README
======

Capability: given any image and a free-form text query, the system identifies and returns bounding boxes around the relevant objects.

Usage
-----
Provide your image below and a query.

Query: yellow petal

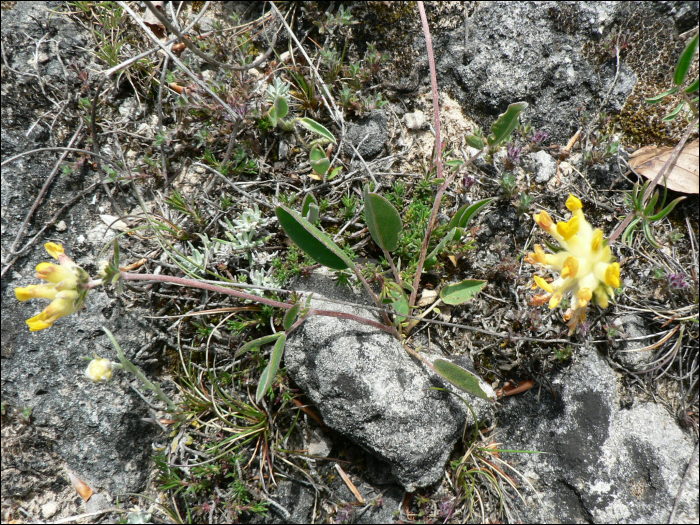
[594,287,610,308]
[561,256,579,279]
[605,262,621,288]
[577,287,592,308]
[35,262,76,284]
[566,194,583,211]
[44,242,65,260]
[556,216,580,240]
[534,211,554,231]
[549,292,563,309]
[15,284,58,301]
[591,229,604,252]
[534,275,554,293]
[26,313,54,331]
[25,297,78,331]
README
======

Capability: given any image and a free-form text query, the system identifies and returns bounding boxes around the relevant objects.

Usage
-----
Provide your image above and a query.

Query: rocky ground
[2,1,698,523]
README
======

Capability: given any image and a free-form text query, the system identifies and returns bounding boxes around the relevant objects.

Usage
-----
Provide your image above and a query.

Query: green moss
[582,7,695,147]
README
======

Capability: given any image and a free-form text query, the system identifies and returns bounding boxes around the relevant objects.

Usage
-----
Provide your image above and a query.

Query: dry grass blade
[629,138,699,194]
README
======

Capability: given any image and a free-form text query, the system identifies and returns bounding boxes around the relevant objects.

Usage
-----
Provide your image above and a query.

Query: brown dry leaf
[68,472,94,502]
[629,138,699,194]
[143,1,166,39]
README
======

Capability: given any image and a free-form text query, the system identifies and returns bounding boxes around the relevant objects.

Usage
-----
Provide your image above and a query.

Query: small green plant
[500,172,518,197]
[515,191,534,215]
[621,179,685,249]
[265,76,336,178]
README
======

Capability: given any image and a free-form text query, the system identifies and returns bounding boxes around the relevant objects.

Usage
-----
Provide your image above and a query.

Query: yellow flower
[85,357,114,383]
[15,243,89,331]
[527,195,621,334]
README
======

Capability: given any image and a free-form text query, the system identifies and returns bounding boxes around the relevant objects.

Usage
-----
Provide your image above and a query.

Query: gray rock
[429,2,637,145]
[531,149,558,184]
[613,314,656,369]
[344,110,388,159]
[498,346,699,523]
[285,270,493,492]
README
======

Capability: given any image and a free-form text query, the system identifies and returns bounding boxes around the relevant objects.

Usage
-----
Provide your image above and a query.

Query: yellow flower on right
[526,194,621,334]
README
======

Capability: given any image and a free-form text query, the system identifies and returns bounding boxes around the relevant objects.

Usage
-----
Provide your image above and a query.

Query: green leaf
[306,204,319,223]
[283,304,301,331]
[674,33,698,86]
[301,193,318,218]
[274,95,288,119]
[310,145,330,176]
[647,196,686,221]
[234,332,285,359]
[256,333,287,403]
[327,166,342,181]
[385,281,408,324]
[433,359,494,400]
[269,107,277,128]
[684,76,699,93]
[440,279,487,305]
[447,198,495,230]
[445,159,464,171]
[487,102,528,149]
[662,101,686,121]
[276,205,353,270]
[646,86,679,104]
[425,227,462,264]
[297,117,336,144]
[363,185,403,252]
[466,135,485,150]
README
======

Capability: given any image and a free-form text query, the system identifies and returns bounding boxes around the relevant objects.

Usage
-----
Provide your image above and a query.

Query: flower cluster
[526,195,621,334]
[15,243,89,331]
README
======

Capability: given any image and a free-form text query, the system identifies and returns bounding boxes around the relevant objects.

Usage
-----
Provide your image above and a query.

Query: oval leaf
[363,185,403,252]
[433,359,494,400]
[440,279,487,305]
[274,95,289,120]
[276,206,353,270]
[466,135,485,150]
[256,333,287,403]
[310,145,330,176]
[283,303,301,331]
[298,117,336,144]
[301,193,318,218]
[487,102,528,149]
[674,33,698,86]
[311,157,330,176]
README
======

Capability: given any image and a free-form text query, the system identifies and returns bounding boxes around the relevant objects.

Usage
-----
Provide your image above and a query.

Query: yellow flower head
[527,195,621,334]
[15,243,89,331]
[85,357,114,383]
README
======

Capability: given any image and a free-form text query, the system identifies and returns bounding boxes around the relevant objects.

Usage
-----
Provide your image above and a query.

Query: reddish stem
[120,272,397,335]
[410,2,445,312]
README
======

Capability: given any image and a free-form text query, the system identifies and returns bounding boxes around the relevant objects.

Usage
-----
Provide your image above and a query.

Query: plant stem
[120,272,397,335]
[410,2,445,313]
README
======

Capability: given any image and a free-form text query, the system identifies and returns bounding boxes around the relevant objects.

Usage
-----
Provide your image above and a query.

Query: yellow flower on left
[15,243,89,331]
